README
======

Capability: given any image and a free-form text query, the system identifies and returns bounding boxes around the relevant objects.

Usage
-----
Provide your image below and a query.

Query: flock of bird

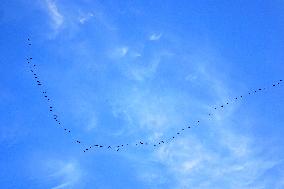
[26,38,283,153]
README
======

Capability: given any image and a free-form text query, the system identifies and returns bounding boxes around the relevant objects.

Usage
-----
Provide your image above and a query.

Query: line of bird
[26,38,283,153]
[26,38,84,148]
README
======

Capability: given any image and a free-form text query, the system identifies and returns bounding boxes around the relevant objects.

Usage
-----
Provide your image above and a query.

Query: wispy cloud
[79,12,94,24]
[149,33,162,41]
[110,46,129,58]
[45,0,64,30]
[51,182,71,189]
[125,48,279,189]
[47,160,82,189]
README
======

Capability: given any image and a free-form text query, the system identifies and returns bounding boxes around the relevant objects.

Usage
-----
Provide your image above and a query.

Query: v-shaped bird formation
[25,38,283,153]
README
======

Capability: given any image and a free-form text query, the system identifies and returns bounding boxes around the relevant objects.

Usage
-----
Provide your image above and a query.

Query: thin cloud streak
[149,33,162,41]
[45,0,64,30]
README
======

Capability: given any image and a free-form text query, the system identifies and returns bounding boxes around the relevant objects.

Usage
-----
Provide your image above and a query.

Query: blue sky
[1,0,284,188]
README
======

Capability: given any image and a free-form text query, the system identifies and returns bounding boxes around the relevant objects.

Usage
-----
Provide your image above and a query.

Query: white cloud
[45,0,64,30]
[118,48,281,188]
[79,12,94,24]
[123,51,173,82]
[128,56,160,81]
[51,182,71,189]
[111,46,129,58]
[149,33,162,41]
[47,160,82,189]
